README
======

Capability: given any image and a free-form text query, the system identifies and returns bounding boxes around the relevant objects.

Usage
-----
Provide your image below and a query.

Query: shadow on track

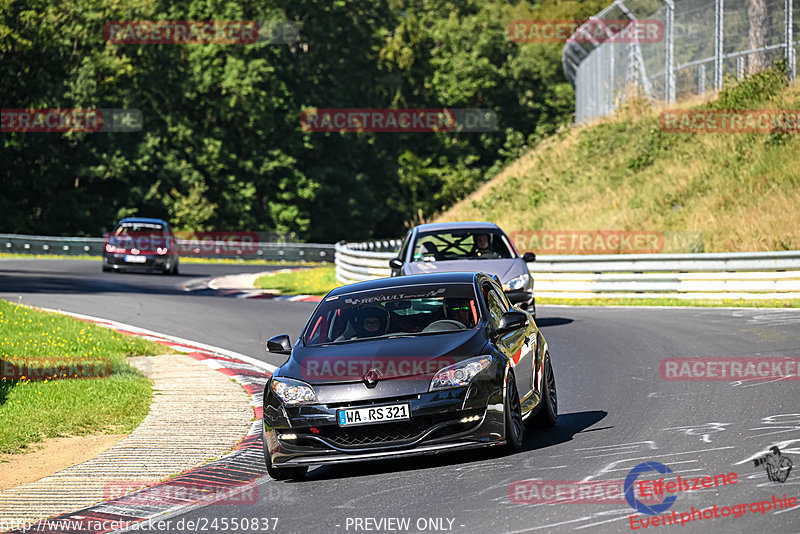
[0,263,296,297]
[0,272,190,296]
[296,410,606,483]
[535,316,573,328]
[521,409,607,452]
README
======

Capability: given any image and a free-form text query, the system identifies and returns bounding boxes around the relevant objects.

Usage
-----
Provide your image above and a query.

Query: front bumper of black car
[505,289,534,310]
[263,382,506,468]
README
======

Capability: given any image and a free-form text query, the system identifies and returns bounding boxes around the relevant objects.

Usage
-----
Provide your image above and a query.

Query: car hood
[403,258,526,282]
[280,328,488,387]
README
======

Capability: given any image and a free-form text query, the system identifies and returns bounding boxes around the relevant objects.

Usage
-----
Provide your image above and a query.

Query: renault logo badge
[364,368,382,388]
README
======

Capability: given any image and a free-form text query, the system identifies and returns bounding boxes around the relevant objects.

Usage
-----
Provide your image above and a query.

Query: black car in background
[261,272,557,480]
[389,222,536,316]
[102,217,179,274]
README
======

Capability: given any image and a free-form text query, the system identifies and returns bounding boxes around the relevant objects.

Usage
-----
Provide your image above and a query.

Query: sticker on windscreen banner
[343,288,446,306]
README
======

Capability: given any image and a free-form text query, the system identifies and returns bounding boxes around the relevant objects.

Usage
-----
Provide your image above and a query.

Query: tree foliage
[0,0,599,240]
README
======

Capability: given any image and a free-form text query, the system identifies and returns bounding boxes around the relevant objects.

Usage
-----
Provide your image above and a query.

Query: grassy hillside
[437,69,800,253]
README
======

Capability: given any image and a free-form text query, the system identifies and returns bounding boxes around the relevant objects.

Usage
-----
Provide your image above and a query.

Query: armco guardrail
[336,241,800,300]
[0,233,334,262]
[335,241,401,283]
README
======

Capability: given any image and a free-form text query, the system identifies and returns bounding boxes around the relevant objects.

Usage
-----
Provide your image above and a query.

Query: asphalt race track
[1,258,799,534]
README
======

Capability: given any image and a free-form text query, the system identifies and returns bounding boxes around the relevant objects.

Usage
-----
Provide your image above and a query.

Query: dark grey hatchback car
[261,272,557,480]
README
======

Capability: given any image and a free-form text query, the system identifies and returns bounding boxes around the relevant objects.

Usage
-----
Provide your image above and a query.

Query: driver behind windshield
[355,306,389,337]
[471,233,498,258]
[445,299,474,328]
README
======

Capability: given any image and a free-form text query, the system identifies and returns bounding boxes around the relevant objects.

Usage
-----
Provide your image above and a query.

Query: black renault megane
[261,272,557,480]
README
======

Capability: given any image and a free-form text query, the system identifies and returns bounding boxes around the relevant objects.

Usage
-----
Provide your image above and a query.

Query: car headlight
[156,247,168,255]
[270,377,318,405]
[429,356,492,391]
[503,273,530,292]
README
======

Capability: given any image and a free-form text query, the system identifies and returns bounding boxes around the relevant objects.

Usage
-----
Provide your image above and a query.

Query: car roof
[327,272,487,297]
[118,217,169,226]
[413,221,501,232]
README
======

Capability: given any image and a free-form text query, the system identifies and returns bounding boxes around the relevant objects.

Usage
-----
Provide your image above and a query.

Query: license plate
[337,403,410,427]
[124,255,147,263]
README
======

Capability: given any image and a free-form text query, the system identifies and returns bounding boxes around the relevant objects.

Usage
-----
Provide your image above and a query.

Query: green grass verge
[0,300,168,454]
[0,374,152,455]
[0,252,326,266]
[538,297,800,308]
[0,300,164,368]
[254,266,340,296]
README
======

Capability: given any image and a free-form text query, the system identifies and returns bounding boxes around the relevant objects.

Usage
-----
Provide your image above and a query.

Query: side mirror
[389,258,403,270]
[266,334,292,355]
[494,311,529,337]
[522,252,536,262]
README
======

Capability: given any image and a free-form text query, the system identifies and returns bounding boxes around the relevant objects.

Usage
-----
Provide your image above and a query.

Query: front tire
[504,372,525,452]
[532,354,557,427]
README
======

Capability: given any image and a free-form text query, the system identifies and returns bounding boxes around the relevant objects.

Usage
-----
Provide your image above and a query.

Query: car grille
[316,418,428,448]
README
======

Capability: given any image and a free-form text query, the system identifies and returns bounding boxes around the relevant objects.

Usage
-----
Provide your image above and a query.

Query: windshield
[411,230,513,262]
[113,222,165,235]
[305,283,480,346]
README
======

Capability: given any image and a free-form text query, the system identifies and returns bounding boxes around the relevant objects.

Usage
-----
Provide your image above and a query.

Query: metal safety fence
[562,0,799,123]
[0,233,334,262]
[336,241,800,300]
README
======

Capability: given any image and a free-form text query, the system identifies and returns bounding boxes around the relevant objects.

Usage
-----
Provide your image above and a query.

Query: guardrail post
[714,0,724,91]
[786,0,796,81]
[617,1,653,98]
[664,0,675,103]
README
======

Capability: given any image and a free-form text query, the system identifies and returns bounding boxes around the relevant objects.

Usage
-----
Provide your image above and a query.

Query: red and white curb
[1,309,275,534]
